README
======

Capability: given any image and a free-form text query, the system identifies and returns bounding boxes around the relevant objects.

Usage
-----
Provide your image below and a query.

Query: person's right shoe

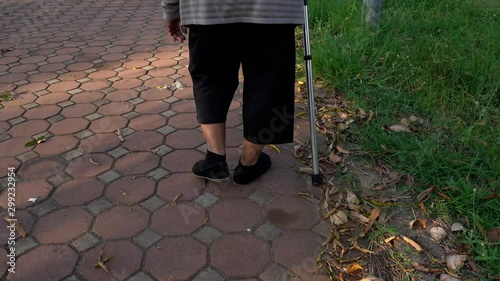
[233,152,272,186]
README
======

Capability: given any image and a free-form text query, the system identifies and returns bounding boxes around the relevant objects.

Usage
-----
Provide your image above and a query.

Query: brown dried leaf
[451,223,465,232]
[346,263,363,275]
[412,262,430,272]
[360,277,384,281]
[299,167,313,175]
[350,211,370,224]
[358,108,367,119]
[418,202,429,215]
[118,189,128,196]
[446,255,466,272]
[332,210,348,225]
[94,247,114,273]
[329,152,342,163]
[417,186,434,203]
[401,118,410,126]
[486,226,500,242]
[429,226,447,242]
[409,115,419,123]
[409,219,427,230]
[90,158,100,166]
[336,145,350,154]
[384,236,397,245]
[346,191,358,205]
[401,235,423,252]
[172,194,182,206]
[15,221,27,238]
[388,124,411,133]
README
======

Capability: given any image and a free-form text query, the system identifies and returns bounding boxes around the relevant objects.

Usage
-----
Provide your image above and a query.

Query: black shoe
[192,160,230,182]
[233,152,272,186]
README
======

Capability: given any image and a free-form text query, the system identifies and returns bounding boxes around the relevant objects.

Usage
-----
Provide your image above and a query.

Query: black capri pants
[188,23,296,145]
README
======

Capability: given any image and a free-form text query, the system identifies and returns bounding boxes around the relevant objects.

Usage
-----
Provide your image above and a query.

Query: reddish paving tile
[36,92,71,105]
[166,130,204,149]
[105,89,139,101]
[16,82,49,94]
[0,157,20,175]
[122,131,164,151]
[52,178,105,206]
[97,101,133,115]
[93,206,149,239]
[0,121,9,134]
[8,245,78,281]
[119,68,146,78]
[135,100,170,114]
[1,93,37,107]
[210,199,263,232]
[89,116,128,133]
[66,62,93,72]
[0,107,25,121]
[57,71,88,81]
[80,79,112,91]
[23,105,61,119]
[129,114,166,131]
[140,88,173,101]
[48,81,80,92]
[28,72,58,83]
[0,179,52,209]
[8,119,49,138]
[49,118,89,135]
[34,135,79,155]
[171,99,196,113]
[32,207,92,243]
[274,231,324,274]
[106,176,155,204]
[114,152,159,175]
[151,203,205,236]
[112,78,143,90]
[265,197,320,230]
[0,209,35,244]
[226,110,243,127]
[167,112,199,129]
[88,70,117,80]
[0,137,32,157]
[60,103,97,118]
[66,153,113,178]
[0,73,28,83]
[162,150,204,173]
[211,234,271,278]
[79,133,121,153]
[261,168,310,195]
[146,238,207,281]
[71,91,105,103]
[144,76,174,88]
[17,156,67,180]
[78,241,143,281]
[157,173,204,201]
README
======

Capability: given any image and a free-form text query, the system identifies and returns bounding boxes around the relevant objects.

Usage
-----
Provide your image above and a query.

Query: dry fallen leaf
[267,144,281,154]
[90,158,100,166]
[118,189,128,196]
[346,191,358,205]
[329,152,342,163]
[429,226,447,242]
[298,167,313,175]
[440,273,461,281]
[417,186,434,203]
[360,277,384,281]
[94,247,114,273]
[346,263,363,275]
[116,129,125,142]
[446,255,466,272]
[400,118,410,126]
[28,198,38,203]
[409,219,427,230]
[409,115,419,123]
[388,124,411,133]
[451,223,465,232]
[172,194,182,206]
[336,145,350,154]
[401,235,423,252]
[2,217,27,237]
[332,210,348,225]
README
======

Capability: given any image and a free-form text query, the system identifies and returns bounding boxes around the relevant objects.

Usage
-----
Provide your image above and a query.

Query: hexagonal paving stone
[17,155,67,180]
[7,245,77,281]
[52,178,105,206]
[129,114,167,131]
[32,207,92,243]
[79,133,121,153]
[0,157,20,177]
[93,206,149,239]
[0,137,32,157]
[166,130,205,149]
[78,240,142,281]
[89,116,128,133]
[106,176,155,204]
[274,231,324,275]
[8,119,50,138]
[168,113,199,129]
[261,168,310,195]
[112,78,143,90]
[23,105,61,119]
[49,118,89,135]
[265,196,320,230]
[207,179,259,199]
[88,70,116,80]
[36,92,71,105]
[114,152,159,175]
[211,234,271,278]
[210,199,263,232]
[71,91,105,103]
[170,99,196,113]
[162,150,204,173]
[80,79,112,91]
[48,81,79,92]
[122,131,164,151]
[135,100,170,114]
[97,101,133,115]
[34,135,79,155]
[0,107,25,121]
[0,210,35,244]
[146,237,207,281]
[66,153,113,178]
[140,88,172,101]
[60,103,97,118]
[157,173,204,201]
[151,203,205,236]
[105,89,139,101]
[119,68,146,78]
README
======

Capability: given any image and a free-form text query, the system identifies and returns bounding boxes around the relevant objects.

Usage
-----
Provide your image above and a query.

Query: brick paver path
[0,1,330,280]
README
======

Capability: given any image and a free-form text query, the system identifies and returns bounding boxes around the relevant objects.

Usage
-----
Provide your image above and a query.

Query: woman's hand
[166,18,188,42]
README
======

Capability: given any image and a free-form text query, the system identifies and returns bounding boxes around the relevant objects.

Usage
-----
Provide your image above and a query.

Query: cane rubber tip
[311,174,322,186]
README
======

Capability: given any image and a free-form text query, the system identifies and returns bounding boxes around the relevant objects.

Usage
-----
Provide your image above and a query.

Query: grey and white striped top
[161,0,304,25]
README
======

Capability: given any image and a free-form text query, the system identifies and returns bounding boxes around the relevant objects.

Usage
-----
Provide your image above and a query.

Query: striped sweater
[161,0,304,25]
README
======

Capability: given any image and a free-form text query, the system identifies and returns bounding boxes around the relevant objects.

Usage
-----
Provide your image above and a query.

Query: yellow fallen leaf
[346,263,363,275]
[401,235,423,252]
[409,219,427,230]
[267,144,280,154]
[332,210,348,225]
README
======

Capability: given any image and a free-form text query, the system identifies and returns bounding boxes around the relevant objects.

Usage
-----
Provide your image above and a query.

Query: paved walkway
[0,1,330,280]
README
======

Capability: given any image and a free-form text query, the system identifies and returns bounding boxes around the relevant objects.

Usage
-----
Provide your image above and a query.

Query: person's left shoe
[192,150,230,182]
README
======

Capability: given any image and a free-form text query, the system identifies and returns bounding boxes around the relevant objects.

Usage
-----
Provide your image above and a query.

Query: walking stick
[303,0,322,186]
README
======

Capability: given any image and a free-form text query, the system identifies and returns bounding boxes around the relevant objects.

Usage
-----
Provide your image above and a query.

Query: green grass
[306,0,499,277]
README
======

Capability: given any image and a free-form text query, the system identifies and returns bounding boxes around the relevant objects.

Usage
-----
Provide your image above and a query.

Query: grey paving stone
[84,112,103,121]
[160,110,177,118]
[248,190,274,206]
[63,275,81,281]
[164,96,180,104]
[71,232,100,252]
[93,99,111,107]
[133,229,162,249]
[155,125,175,136]
[196,144,207,154]
[47,172,72,187]
[8,116,26,126]
[193,226,222,245]
[101,87,117,94]
[46,79,60,84]
[169,73,183,80]
[57,100,75,108]
[192,268,224,281]
[75,130,94,140]
[62,149,85,161]
[107,77,122,82]
[122,111,140,120]
[0,133,12,142]
[141,196,165,212]
[194,192,219,208]
[30,199,58,217]
[97,170,121,184]
[34,90,51,96]
[260,263,292,281]
[128,97,145,105]
[134,85,149,92]
[22,102,40,110]
[15,236,39,256]
[16,151,39,163]
[146,168,170,181]
[128,272,155,281]
[120,127,135,137]
[138,75,152,81]
[255,222,283,241]
[86,197,113,215]
[107,147,129,159]
[68,88,84,95]
[47,114,65,124]
[152,145,173,156]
